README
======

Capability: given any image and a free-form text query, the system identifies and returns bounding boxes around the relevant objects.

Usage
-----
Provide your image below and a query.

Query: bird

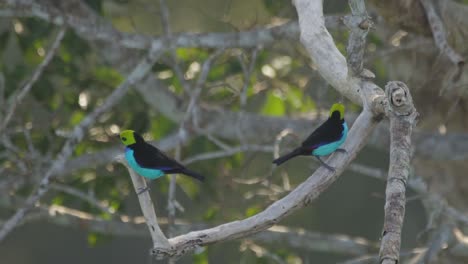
[272,103,348,171]
[119,130,205,194]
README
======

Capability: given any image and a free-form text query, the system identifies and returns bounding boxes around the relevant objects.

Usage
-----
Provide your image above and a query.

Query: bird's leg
[137,178,151,195]
[315,156,336,172]
[335,148,348,154]
[137,186,150,195]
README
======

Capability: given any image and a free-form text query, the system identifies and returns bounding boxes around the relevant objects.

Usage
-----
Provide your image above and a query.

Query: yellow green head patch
[120,130,136,146]
[330,103,345,120]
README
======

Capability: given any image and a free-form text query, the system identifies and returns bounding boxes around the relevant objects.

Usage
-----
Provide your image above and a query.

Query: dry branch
[420,0,464,68]
[344,0,371,75]
[293,0,385,111]
[119,158,171,250]
[0,1,348,51]
[153,110,379,259]
[379,81,418,264]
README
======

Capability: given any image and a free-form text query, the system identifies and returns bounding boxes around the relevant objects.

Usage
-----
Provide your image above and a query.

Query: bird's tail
[181,168,205,182]
[273,148,303,166]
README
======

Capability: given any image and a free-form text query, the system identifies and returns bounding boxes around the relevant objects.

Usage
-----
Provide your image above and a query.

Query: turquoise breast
[125,148,165,180]
[312,122,348,156]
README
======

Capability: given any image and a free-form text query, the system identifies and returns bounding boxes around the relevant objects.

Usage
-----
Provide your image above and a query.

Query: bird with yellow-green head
[273,103,348,171]
[119,130,205,194]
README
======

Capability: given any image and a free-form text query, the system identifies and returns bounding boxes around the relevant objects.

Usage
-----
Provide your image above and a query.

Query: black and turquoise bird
[272,103,348,171]
[119,130,205,193]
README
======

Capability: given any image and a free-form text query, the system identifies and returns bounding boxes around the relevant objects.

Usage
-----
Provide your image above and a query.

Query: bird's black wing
[133,143,184,172]
[301,118,343,150]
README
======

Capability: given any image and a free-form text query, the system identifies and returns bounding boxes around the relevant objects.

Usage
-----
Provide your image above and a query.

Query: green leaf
[177,175,200,199]
[87,233,100,247]
[285,86,302,110]
[176,48,208,61]
[261,92,285,116]
[245,205,262,217]
[192,248,208,264]
[203,206,219,221]
[149,115,175,140]
[93,66,123,87]
[51,195,64,205]
[70,111,85,126]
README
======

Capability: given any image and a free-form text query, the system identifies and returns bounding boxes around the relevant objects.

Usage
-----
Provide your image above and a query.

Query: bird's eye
[122,137,127,141]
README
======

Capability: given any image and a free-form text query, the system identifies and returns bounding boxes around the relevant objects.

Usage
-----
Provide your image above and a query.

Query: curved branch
[293,0,385,109]
[153,109,378,258]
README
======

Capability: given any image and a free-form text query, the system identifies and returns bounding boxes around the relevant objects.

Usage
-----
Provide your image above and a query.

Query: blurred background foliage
[1,0,467,263]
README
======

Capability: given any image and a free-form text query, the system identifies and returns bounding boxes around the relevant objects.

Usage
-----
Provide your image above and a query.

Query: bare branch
[242,241,286,264]
[118,157,171,250]
[0,27,66,133]
[420,0,464,68]
[152,110,379,259]
[379,81,418,264]
[186,49,224,120]
[0,73,5,116]
[293,0,385,111]
[182,145,273,165]
[449,228,468,259]
[410,224,453,264]
[0,2,346,51]
[344,0,371,75]
[339,248,426,264]
[50,183,115,215]
[167,148,179,240]
[253,225,378,256]
[239,49,259,107]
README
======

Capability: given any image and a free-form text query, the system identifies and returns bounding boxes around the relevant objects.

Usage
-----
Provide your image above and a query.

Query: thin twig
[0,73,5,116]
[339,248,426,264]
[50,183,115,215]
[182,145,273,165]
[242,241,287,264]
[411,223,453,264]
[203,133,232,151]
[167,144,180,239]
[239,49,259,107]
[183,49,224,122]
[157,1,181,250]
[158,0,191,95]
[0,27,66,133]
